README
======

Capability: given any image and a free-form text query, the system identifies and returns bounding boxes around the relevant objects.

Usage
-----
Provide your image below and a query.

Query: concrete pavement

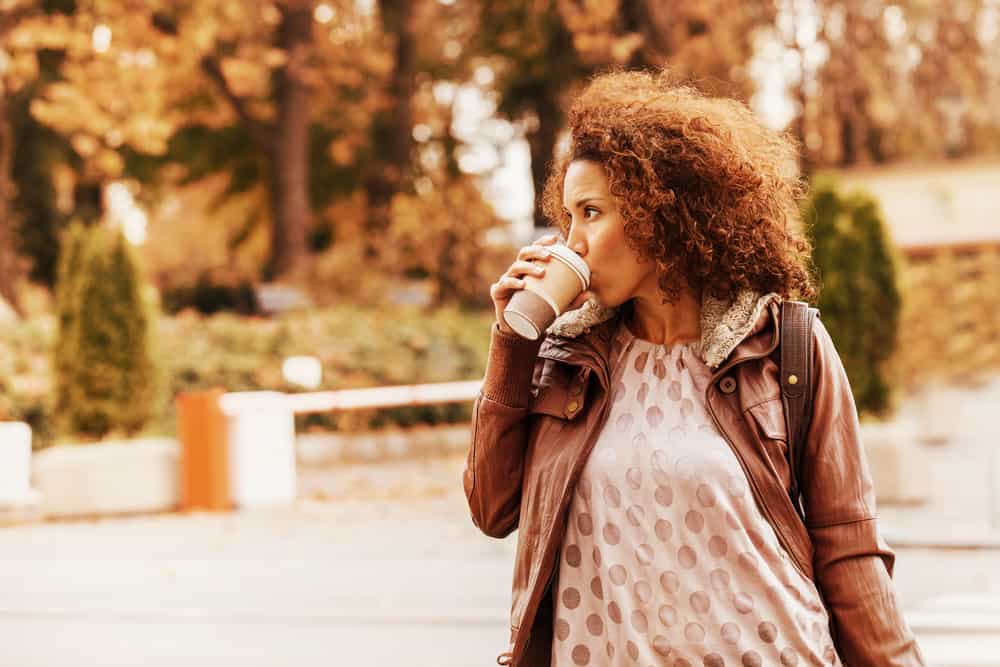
[0,484,998,666]
[2,375,1000,666]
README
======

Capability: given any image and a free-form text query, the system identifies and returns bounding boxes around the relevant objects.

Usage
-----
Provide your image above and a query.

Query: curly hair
[541,68,818,305]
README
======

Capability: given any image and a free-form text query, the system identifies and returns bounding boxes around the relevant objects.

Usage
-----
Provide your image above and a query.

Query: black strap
[780,300,819,523]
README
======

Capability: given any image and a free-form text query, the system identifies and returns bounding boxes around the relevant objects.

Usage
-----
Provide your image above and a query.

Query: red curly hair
[541,68,817,304]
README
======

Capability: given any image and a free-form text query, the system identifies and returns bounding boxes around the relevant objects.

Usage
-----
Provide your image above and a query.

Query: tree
[803,177,902,418]
[361,0,416,258]
[473,1,778,228]
[28,1,388,280]
[52,221,86,420]
[54,224,158,438]
[775,0,1000,168]
[0,0,53,314]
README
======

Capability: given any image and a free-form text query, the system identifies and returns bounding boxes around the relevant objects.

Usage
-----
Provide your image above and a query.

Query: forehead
[563,160,610,202]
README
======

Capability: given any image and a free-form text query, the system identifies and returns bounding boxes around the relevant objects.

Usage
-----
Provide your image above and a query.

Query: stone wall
[891,239,1000,390]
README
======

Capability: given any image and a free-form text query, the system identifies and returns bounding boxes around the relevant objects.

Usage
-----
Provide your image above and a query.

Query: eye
[562,206,600,222]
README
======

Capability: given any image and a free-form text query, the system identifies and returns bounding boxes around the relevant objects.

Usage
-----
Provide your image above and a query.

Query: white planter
[32,438,179,518]
[219,391,297,508]
[911,383,965,445]
[0,422,34,506]
[860,417,930,505]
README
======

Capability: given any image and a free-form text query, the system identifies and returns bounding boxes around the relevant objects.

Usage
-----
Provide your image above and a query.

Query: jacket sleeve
[799,318,926,666]
[463,322,545,539]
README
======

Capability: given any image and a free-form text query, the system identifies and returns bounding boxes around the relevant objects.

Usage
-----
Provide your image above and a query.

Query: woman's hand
[490,233,592,336]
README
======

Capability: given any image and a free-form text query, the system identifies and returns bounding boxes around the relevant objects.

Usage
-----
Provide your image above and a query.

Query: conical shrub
[53,225,158,438]
[803,176,902,418]
[52,221,88,419]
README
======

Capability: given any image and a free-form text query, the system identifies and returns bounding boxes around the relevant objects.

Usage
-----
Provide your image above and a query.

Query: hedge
[0,304,496,448]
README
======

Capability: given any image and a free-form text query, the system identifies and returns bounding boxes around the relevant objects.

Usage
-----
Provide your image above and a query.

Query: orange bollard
[176,389,233,512]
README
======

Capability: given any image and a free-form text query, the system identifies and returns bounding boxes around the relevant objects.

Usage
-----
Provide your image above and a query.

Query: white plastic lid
[546,244,591,288]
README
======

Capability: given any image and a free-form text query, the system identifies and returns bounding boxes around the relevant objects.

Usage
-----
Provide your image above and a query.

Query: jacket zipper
[513,359,611,667]
[705,351,812,584]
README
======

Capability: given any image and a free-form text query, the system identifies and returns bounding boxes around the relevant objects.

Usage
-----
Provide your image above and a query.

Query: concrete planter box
[32,438,179,518]
[860,417,930,505]
[911,383,966,445]
[0,422,41,524]
[0,422,34,504]
[296,423,472,466]
[219,391,298,508]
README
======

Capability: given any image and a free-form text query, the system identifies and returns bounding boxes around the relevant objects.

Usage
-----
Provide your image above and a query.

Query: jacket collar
[543,289,781,370]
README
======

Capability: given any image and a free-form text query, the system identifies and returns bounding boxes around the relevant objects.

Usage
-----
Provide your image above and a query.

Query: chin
[594,292,625,309]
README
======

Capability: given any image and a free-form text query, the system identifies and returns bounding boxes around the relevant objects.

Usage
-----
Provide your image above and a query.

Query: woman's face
[562,159,654,308]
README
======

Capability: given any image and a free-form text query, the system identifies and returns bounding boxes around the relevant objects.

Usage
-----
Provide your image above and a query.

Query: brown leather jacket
[463,291,925,666]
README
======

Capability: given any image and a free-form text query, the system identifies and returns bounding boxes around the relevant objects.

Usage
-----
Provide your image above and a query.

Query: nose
[566,225,588,257]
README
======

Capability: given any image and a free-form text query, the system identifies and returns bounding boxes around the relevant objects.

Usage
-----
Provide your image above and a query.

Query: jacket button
[566,400,580,414]
[787,374,799,385]
[719,376,737,394]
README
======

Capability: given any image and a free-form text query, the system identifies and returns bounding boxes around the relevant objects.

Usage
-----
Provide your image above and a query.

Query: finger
[517,244,553,262]
[491,276,526,297]
[531,233,561,246]
[506,259,546,279]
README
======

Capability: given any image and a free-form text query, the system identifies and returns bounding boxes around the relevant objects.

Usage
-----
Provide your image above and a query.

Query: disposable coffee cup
[502,244,591,340]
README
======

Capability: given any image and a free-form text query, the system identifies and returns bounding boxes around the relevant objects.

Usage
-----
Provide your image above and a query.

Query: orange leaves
[220,57,271,99]
[556,0,642,65]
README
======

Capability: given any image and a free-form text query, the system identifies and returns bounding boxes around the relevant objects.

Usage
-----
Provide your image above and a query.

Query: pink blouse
[551,321,841,667]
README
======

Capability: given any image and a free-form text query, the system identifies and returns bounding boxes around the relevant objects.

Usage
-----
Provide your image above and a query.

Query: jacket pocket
[746,398,792,489]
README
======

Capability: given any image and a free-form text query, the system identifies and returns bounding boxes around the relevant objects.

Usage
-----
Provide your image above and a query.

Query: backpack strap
[780,299,819,523]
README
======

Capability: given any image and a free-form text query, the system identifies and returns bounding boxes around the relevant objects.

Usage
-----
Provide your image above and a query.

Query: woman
[464,69,924,666]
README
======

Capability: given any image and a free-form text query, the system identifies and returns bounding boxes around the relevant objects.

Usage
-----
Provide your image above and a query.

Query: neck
[624,285,701,346]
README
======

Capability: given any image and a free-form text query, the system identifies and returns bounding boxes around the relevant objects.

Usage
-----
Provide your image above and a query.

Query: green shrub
[53,225,159,438]
[803,176,902,418]
[0,316,56,448]
[154,305,495,435]
[6,303,495,445]
[52,222,87,420]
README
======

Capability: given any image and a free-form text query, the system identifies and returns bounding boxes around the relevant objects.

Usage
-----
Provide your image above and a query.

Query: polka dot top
[551,320,841,667]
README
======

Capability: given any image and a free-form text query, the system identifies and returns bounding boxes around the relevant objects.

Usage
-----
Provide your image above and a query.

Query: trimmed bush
[7,303,495,446]
[53,225,159,438]
[802,176,903,418]
[52,222,87,419]
[154,305,495,435]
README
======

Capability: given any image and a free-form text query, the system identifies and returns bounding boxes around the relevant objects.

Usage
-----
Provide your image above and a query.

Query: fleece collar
[544,289,781,369]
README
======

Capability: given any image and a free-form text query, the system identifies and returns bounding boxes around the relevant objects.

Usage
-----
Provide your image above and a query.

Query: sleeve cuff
[480,322,545,408]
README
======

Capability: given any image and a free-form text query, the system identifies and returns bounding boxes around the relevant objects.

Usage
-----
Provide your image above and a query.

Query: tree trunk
[266,2,313,280]
[364,0,416,259]
[528,85,561,231]
[793,77,813,179]
[0,98,23,316]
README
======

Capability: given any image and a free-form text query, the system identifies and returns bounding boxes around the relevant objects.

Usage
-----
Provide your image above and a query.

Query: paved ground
[2,376,999,666]
[0,492,516,667]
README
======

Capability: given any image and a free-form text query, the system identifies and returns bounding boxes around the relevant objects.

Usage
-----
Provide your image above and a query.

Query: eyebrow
[562,197,602,210]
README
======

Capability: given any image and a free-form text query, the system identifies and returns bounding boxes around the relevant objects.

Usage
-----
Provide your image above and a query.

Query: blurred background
[0,0,997,665]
